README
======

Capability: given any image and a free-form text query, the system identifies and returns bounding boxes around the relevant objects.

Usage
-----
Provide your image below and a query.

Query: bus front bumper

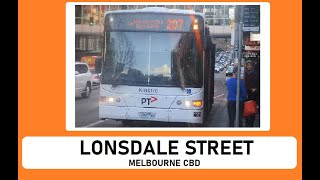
[99,106,203,124]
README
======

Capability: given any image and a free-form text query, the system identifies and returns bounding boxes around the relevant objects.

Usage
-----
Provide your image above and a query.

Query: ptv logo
[141,96,158,105]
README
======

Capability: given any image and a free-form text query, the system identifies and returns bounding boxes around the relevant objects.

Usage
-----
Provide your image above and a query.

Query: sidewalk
[207,99,229,127]
[207,98,260,127]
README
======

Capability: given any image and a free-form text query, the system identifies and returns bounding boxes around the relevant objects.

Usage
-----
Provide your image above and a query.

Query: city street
[73,4,261,129]
[75,85,101,127]
[75,70,232,128]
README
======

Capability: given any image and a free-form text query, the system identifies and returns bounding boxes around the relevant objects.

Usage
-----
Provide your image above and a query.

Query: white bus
[98,7,216,126]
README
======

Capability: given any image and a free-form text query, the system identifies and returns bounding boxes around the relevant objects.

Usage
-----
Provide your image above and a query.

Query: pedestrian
[244,60,259,127]
[225,66,247,127]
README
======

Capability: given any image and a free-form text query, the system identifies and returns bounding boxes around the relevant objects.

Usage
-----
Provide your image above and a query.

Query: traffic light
[89,17,93,26]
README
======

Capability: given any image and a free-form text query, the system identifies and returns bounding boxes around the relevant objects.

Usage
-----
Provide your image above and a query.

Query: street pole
[234,5,244,127]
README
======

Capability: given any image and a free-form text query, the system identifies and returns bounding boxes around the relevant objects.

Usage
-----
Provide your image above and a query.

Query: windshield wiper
[111,75,131,88]
[178,81,185,91]
[171,71,185,90]
[111,79,120,88]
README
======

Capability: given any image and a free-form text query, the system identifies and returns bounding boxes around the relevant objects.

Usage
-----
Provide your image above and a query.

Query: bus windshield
[101,31,203,88]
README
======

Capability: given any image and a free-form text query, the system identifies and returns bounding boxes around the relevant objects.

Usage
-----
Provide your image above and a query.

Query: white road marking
[214,93,224,98]
[84,120,105,127]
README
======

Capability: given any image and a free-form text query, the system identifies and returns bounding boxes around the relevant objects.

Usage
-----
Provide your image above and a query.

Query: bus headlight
[184,100,202,107]
[100,96,120,104]
[185,100,191,107]
[108,97,114,103]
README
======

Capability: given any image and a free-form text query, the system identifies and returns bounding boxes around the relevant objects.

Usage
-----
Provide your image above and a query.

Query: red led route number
[166,18,184,30]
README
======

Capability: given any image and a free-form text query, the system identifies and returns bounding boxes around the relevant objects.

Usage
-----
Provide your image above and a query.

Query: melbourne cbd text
[80,139,254,166]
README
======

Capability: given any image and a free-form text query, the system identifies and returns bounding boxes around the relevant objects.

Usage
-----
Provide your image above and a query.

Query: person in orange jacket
[244,60,259,127]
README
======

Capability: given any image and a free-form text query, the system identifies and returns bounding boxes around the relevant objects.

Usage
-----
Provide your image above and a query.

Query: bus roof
[104,7,205,19]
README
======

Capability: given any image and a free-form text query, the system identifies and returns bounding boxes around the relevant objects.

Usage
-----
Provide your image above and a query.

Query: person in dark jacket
[226,66,247,127]
[244,60,259,127]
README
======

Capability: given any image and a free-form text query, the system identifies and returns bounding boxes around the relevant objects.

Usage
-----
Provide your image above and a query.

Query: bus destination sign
[105,13,203,32]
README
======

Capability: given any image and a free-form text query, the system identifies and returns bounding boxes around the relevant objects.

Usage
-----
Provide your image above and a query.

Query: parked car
[75,62,93,98]
[219,64,224,71]
[92,72,101,86]
[214,66,220,73]
[226,65,234,76]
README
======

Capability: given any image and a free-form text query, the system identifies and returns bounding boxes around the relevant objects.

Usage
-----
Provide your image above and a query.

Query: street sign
[243,5,260,32]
